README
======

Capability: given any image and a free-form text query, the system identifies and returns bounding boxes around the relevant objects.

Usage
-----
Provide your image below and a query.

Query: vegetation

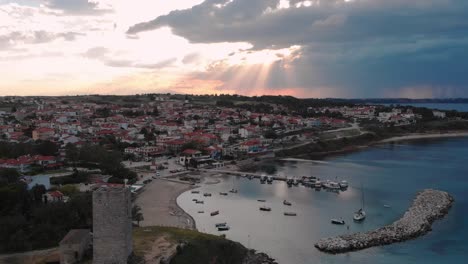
[0,168,92,253]
[133,226,248,264]
[132,205,144,226]
[0,140,58,158]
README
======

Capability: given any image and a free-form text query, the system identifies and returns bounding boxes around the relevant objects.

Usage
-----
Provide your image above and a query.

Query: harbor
[315,189,454,253]
[176,137,468,264]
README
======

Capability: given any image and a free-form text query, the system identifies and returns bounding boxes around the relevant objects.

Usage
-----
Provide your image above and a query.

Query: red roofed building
[32,127,55,141]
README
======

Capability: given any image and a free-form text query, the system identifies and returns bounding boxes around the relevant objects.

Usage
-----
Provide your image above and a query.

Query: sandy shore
[135,178,197,229]
[378,132,468,143]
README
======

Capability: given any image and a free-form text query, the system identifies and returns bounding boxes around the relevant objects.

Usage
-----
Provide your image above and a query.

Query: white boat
[339,180,349,188]
[353,208,366,221]
[283,200,292,206]
[314,180,322,188]
[353,184,366,222]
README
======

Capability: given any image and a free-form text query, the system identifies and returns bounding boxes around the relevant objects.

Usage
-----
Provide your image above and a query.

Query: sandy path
[135,178,196,229]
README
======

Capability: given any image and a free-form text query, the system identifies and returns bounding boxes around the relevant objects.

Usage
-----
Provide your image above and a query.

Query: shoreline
[314,189,454,254]
[135,178,198,230]
[377,131,468,143]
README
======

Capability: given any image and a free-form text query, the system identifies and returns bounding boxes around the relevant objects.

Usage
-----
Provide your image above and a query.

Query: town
[0,94,466,263]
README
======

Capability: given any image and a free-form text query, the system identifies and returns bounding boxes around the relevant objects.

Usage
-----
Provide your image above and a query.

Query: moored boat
[229,189,238,193]
[197,211,204,213]
[219,192,228,196]
[210,210,219,216]
[196,200,204,204]
[284,212,297,216]
[353,208,366,221]
[204,193,212,197]
[259,206,271,211]
[192,198,198,202]
[217,225,230,231]
[331,218,345,225]
[339,180,349,189]
[257,199,266,202]
[283,200,292,206]
[215,222,227,227]
[191,190,200,194]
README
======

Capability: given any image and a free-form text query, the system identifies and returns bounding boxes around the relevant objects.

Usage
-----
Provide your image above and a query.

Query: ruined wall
[93,187,133,264]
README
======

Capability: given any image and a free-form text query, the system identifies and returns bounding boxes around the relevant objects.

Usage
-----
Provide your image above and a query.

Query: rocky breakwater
[315,189,454,254]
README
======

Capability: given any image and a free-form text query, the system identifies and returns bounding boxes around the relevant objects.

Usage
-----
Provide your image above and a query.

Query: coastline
[377,132,468,143]
[135,178,197,230]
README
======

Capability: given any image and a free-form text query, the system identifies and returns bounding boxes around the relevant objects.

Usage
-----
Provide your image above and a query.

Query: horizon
[1,0,468,98]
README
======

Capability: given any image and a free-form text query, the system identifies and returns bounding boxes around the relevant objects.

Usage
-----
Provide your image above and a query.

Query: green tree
[132,205,144,226]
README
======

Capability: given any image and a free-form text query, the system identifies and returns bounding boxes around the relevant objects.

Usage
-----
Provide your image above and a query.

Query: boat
[292,178,299,186]
[191,190,200,194]
[257,199,266,202]
[353,184,366,222]
[192,198,198,202]
[324,181,340,190]
[284,212,297,216]
[197,211,204,213]
[314,180,322,188]
[229,189,238,193]
[204,193,212,197]
[339,180,349,189]
[196,200,204,204]
[260,178,266,184]
[384,204,391,208]
[215,222,227,227]
[248,175,254,180]
[259,206,271,211]
[217,225,230,231]
[266,176,273,184]
[331,219,345,225]
[353,208,366,221]
[210,210,219,216]
[219,192,228,196]
[283,200,292,206]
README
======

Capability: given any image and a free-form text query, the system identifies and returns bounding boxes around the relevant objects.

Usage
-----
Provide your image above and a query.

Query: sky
[1,0,468,98]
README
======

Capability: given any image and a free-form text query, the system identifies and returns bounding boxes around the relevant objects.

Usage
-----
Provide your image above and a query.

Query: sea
[178,137,468,264]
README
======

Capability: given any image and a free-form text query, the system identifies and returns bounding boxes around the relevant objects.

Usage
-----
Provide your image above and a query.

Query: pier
[314,189,454,254]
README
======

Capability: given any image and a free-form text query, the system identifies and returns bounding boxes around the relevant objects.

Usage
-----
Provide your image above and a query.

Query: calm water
[178,137,468,264]
[379,103,468,112]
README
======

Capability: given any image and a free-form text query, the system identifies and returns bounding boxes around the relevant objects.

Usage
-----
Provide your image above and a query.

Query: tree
[132,205,144,226]
[65,143,79,167]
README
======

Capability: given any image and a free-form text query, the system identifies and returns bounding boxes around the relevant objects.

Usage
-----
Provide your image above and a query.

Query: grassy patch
[133,226,248,264]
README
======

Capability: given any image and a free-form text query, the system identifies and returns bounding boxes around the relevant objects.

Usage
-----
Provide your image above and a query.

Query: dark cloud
[44,0,112,15]
[128,0,468,97]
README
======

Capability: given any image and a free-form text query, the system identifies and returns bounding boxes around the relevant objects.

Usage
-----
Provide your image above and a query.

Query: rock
[314,189,454,254]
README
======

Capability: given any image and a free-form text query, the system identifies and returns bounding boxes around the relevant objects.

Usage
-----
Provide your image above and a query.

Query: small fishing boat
[229,189,238,193]
[204,193,212,197]
[284,212,297,216]
[267,176,273,184]
[331,219,345,225]
[353,209,366,221]
[191,190,200,194]
[283,200,292,206]
[259,206,271,211]
[217,225,230,231]
[210,210,219,216]
[314,181,322,188]
[196,200,204,204]
[197,211,204,213]
[219,192,228,196]
[192,198,198,202]
[257,199,266,202]
[215,222,227,227]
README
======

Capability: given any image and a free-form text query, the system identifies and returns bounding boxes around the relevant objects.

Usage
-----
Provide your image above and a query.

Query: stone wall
[93,187,133,264]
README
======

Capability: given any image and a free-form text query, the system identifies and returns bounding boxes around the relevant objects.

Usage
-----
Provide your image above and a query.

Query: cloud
[0,30,83,50]
[43,0,112,15]
[127,0,468,97]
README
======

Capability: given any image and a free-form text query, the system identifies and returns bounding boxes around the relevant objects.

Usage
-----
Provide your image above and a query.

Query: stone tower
[92,186,133,264]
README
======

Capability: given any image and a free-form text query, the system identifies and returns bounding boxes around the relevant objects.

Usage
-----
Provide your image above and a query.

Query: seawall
[314,189,454,254]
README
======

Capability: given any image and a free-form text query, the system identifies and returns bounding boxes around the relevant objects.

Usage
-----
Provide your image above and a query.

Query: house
[433,111,446,118]
[32,127,55,141]
[178,149,202,165]
[44,190,66,202]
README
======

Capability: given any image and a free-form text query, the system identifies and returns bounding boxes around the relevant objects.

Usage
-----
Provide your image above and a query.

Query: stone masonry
[93,186,133,264]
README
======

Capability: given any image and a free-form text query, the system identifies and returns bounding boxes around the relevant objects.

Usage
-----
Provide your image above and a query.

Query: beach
[378,131,468,143]
[135,178,197,229]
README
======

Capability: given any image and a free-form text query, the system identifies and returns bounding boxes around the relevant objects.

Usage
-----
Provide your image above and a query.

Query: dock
[314,189,454,254]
